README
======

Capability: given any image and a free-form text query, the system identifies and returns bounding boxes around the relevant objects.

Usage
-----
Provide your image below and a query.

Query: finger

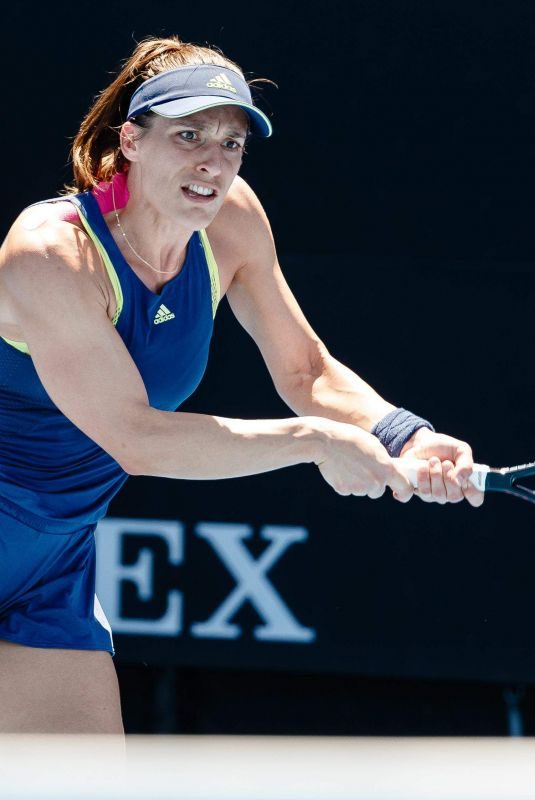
[415,462,432,502]
[388,465,415,503]
[393,490,412,503]
[463,485,485,508]
[347,483,366,497]
[429,456,447,504]
[442,460,464,503]
[366,483,386,500]
[451,443,474,484]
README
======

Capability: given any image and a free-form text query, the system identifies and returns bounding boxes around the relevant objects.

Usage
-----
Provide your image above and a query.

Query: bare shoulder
[0,202,109,328]
[214,174,269,223]
[206,176,275,273]
[1,202,103,289]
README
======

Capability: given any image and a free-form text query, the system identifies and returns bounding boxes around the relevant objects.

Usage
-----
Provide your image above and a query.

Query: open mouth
[182,183,218,202]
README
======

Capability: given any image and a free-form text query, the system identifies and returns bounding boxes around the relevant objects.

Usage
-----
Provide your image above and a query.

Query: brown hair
[68,36,247,192]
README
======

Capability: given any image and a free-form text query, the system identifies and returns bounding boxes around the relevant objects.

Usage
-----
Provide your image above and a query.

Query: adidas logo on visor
[206,73,237,93]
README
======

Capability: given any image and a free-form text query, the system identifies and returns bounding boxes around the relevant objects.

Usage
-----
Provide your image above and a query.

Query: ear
[119,122,141,162]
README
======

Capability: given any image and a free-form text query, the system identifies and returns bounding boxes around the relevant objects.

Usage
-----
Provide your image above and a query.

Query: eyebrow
[173,120,248,138]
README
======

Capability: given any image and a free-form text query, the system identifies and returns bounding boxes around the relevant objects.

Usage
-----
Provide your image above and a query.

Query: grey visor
[127,65,272,137]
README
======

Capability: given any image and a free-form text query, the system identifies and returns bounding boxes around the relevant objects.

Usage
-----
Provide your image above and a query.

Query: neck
[111,183,192,283]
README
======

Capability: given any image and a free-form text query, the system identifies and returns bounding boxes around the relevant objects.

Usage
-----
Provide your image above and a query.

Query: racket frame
[484,461,535,502]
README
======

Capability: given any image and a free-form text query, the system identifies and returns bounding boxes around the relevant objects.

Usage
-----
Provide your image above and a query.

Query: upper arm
[218,179,328,393]
[1,217,150,470]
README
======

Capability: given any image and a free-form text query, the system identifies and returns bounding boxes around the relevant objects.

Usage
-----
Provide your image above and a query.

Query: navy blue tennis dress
[0,190,220,652]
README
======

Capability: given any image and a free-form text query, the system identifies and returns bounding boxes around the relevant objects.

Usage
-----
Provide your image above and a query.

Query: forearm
[277,353,395,432]
[124,410,324,479]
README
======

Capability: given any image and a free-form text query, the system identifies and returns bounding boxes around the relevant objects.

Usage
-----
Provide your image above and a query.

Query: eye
[178,130,198,142]
[223,139,243,151]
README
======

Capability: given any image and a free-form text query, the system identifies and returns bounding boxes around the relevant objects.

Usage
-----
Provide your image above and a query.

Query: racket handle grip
[399,460,490,492]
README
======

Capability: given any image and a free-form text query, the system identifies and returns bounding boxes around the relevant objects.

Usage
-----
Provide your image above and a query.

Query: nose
[195,142,222,178]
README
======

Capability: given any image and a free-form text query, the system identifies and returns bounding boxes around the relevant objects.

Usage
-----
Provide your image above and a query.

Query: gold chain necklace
[111,180,180,275]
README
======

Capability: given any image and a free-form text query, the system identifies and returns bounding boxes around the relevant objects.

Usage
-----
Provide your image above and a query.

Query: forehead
[167,105,249,134]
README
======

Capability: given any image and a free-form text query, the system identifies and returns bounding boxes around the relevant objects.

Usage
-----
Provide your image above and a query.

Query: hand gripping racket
[401,461,535,503]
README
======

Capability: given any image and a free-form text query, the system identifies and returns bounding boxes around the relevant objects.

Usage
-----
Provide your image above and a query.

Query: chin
[183,200,222,225]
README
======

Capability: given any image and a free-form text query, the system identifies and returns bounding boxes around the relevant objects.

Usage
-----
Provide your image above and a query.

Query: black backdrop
[3,0,535,734]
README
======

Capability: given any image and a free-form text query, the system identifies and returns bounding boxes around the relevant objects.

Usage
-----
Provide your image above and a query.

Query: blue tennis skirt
[0,506,114,653]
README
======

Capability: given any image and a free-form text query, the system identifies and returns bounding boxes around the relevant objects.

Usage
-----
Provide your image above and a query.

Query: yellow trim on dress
[74,205,124,325]
[1,337,29,355]
[199,229,221,318]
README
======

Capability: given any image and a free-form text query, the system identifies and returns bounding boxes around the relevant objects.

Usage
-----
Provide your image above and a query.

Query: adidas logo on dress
[153,304,175,325]
[206,73,237,93]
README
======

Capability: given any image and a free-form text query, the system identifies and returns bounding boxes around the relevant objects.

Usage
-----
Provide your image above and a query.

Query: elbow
[119,456,146,477]
[81,403,157,476]
[113,450,145,477]
[108,433,150,477]
[115,441,152,476]
[276,361,328,411]
[105,406,158,476]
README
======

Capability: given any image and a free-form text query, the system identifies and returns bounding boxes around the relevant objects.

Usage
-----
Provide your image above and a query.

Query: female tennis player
[0,36,482,733]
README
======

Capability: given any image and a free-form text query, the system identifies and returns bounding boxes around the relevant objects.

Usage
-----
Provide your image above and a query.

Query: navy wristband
[371,407,435,458]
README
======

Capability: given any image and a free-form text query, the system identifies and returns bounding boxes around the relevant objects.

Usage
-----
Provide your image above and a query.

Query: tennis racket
[401,460,535,503]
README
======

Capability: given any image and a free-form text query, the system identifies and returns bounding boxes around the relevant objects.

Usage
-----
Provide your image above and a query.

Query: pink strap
[92,171,130,213]
[57,172,130,222]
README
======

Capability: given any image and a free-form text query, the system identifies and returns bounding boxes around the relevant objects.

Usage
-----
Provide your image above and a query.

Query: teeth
[188,184,214,196]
